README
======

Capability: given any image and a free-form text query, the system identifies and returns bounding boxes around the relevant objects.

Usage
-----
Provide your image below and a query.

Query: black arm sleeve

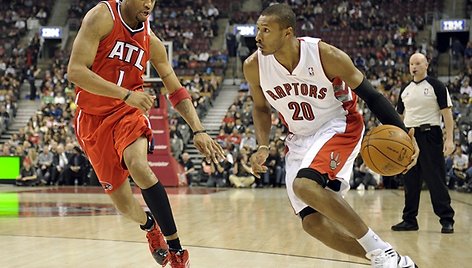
[354,77,407,132]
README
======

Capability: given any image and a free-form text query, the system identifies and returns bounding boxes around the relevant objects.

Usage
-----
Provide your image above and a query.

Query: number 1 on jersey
[117,70,125,86]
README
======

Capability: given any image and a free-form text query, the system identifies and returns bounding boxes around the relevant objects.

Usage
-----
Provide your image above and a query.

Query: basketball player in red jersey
[67,0,224,267]
[245,4,419,268]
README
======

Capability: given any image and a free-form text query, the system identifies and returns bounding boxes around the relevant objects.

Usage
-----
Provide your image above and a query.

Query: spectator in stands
[313,3,323,15]
[206,3,219,18]
[233,117,246,134]
[63,146,88,186]
[8,133,20,147]
[351,158,379,190]
[448,144,469,190]
[15,161,38,186]
[170,132,184,160]
[222,111,235,123]
[0,143,13,156]
[0,105,10,128]
[25,146,39,169]
[37,145,53,184]
[460,78,472,99]
[227,128,242,147]
[229,148,254,188]
[52,143,69,185]
[237,42,250,70]
[300,18,314,35]
[226,32,237,58]
[464,41,472,67]
[35,8,48,25]
[452,38,464,70]
[239,80,249,92]
[354,53,367,71]
[206,158,231,188]
[26,65,41,100]
[239,129,257,152]
[179,152,195,186]
[263,146,284,188]
[199,158,212,185]
[215,129,228,149]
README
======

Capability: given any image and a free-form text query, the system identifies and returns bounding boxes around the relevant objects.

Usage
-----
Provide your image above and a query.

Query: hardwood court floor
[0,185,470,268]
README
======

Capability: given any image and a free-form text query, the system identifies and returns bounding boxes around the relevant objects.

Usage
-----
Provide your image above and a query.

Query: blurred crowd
[0,0,49,136]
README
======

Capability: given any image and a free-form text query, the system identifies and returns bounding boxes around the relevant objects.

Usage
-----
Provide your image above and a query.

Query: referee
[392,52,455,234]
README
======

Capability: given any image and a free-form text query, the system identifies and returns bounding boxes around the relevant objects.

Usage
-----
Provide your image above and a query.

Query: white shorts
[284,116,364,214]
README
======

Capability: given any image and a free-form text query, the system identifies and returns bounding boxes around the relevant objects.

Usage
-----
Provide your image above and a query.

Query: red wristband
[168,87,191,107]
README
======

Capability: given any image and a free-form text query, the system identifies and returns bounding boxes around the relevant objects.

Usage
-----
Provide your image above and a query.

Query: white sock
[356,228,390,254]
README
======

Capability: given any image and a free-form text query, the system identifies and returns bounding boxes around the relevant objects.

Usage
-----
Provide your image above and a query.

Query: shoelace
[171,250,189,267]
[372,249,397,267]
[373,253,387,266]
[172,251,184,262]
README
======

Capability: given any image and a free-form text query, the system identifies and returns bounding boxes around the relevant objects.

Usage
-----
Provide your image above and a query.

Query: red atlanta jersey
[75,0,151,115]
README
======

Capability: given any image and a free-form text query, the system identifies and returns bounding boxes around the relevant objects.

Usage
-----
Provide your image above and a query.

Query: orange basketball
[360,125,414,176]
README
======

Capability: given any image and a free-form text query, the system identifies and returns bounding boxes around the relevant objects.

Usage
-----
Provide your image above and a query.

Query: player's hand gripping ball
[360,125,414,176]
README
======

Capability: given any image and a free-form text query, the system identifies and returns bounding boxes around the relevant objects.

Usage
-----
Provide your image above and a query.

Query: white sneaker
[366,243,399,268]
[366,244,417,268]
[397,255,416,268]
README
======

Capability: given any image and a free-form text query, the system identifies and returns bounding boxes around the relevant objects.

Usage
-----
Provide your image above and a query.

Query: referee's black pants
[401,126,455,226]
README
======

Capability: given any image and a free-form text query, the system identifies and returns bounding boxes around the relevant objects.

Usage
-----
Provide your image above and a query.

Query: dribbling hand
[250,148,269,178]
[193,133,226,163]
[403,128,419,174]
[124,91,156,112]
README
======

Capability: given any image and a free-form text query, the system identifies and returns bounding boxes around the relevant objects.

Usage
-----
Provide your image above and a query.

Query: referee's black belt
[408,124,440,132]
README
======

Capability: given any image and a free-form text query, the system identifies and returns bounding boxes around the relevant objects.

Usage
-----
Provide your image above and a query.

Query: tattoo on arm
[160,70,174,80]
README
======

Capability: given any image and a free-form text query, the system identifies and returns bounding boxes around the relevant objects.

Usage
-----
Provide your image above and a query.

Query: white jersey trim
[101,1,115,21]
[116,0,145,33]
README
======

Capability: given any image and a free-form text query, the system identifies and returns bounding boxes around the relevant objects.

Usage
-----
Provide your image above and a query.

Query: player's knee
[293,168,327,199]
[125,157,148,175]
[301,212,325,235]
[113,198,134,216]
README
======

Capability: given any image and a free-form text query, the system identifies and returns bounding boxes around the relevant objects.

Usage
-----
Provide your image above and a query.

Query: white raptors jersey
[258,37,358,136]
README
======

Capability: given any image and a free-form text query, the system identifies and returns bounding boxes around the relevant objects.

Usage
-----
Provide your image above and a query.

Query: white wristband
[257,145,270,151]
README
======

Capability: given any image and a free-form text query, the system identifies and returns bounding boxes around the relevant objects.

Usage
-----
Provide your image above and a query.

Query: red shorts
[74,106,152,193]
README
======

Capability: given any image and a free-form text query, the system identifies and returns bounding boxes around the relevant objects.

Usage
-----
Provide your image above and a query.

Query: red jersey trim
[308,113,364,179]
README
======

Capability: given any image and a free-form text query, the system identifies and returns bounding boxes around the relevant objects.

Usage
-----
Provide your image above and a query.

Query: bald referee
[392,52,455,234]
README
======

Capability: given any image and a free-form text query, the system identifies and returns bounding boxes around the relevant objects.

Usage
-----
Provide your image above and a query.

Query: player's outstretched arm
[319,41,406,130]
[243,52,270,176]
[319,42,419,170]
[149,32,225,162]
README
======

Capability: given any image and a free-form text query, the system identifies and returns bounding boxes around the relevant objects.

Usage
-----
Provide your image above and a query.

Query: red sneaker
[146,224,170,266]
[169,249,190,268]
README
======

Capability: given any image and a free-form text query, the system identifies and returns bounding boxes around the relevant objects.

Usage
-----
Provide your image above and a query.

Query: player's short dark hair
[261,3,296,31]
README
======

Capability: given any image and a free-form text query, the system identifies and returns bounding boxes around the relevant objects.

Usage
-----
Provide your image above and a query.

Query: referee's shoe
[441,223,454,234]
[391,221,419,231]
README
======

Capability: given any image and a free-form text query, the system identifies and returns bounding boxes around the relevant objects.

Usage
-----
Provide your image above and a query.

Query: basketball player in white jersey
[244,4,419,268]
